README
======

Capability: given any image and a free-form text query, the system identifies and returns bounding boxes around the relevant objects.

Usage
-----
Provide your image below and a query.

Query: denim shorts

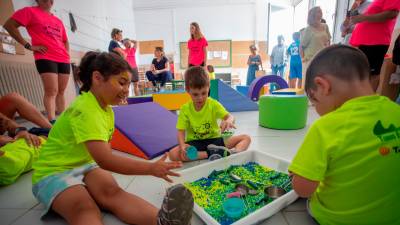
[32,163,98,216]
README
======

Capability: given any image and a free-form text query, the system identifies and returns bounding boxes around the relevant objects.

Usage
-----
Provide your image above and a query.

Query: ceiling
[132,0,299,10]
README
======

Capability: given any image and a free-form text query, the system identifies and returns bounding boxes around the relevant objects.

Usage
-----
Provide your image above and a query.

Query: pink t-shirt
[124,47,137,68]
[188,37,208,65]
[350,0,400,46]
[12,6,70,63]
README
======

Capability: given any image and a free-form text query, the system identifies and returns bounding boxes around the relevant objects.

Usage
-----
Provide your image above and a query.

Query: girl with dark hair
[188,22,208,67]
[31,51,193,225]
[4,0,71,123]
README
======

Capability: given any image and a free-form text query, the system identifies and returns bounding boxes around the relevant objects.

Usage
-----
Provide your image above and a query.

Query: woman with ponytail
[31,51,194,225]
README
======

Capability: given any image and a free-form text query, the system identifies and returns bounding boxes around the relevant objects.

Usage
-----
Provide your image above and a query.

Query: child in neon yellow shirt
[168,66,251,161]
[289,45,400,225]
[32,52,193,225]
[207,65,216,80]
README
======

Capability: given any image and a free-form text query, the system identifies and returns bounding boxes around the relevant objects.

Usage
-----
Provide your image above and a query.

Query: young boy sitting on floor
[169,66,251,161]
[289,45,400,225]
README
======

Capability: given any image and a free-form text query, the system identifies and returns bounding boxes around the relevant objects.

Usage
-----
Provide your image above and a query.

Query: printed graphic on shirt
[43,23,63,41]
[192,121,212,139]
[373,120,400,156]
[289,44,299,56]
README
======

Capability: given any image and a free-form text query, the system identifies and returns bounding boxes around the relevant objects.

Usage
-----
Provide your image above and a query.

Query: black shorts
[129,67,139,82]
[358,45,389,76]
[35,59,71,74]
[186,137,225,152]
[189,62,205,67]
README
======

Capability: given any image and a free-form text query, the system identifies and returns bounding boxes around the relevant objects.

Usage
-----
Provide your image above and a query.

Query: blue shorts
[289,63,302,79]
[32,163,98,216]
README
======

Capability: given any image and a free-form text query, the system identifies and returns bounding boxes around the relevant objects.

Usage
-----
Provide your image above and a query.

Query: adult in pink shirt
[350,0,400,90]
[123,38,139,96]
[4,0,70,123]
[188,22,208,67]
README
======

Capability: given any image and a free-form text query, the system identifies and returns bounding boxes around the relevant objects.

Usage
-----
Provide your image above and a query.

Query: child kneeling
[289,45,400,225]
[169,66,251,161]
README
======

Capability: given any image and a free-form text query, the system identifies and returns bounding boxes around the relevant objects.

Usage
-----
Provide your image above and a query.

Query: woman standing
[188,22,208,67]
[350,0,400,91]
[246,45,262,86]
[108,28,126,57]
[300,6,331,84]
[4,0,70,123]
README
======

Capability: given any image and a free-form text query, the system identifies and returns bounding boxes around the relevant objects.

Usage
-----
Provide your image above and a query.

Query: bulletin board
[138,40,164,54]
[180,40,232,69]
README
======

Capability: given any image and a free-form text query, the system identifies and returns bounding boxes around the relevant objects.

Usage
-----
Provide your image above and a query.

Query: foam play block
[236,85,249,97]
[111,102,178,159]
[210,79,219,100]
[249,75,289,101]
[272,88,304,95]
[214,79,258,112]
[259,95,308,130]
[153,90,191,110]
[127,95,153,104]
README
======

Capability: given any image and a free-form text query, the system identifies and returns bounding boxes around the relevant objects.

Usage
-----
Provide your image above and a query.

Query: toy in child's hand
[186,145,198,160]
[221,130,234,139]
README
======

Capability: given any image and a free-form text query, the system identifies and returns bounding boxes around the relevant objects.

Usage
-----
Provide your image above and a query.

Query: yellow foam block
[153,92,191,110]
[272,88,304,95]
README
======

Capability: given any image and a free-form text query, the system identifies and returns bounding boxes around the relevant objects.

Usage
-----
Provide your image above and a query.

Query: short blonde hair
[307,6,322,26]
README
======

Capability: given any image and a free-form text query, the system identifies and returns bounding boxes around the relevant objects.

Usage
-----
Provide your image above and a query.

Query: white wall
[12,0,136,52]
[135,2,269,66]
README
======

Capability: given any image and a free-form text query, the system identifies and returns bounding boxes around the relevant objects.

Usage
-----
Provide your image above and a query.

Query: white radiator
[0,61,45,111]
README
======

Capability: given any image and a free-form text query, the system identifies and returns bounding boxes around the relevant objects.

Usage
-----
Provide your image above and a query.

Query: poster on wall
[0,26,17,55]
[207,51,214,59]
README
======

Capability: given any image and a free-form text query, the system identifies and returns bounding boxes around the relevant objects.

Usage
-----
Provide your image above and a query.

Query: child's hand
[15,131,42,148]
[0,135,14,147]
[220,120,236,133]
[151,153,182,183]
[179,144,190,161]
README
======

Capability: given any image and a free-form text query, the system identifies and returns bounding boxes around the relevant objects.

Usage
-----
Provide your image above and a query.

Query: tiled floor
[0,107,320,225]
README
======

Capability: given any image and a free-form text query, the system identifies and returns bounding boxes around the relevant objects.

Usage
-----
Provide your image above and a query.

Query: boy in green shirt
[289,45,400,225]
[169,66,251,161]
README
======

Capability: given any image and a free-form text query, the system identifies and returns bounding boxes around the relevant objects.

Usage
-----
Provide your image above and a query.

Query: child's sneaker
[157,184,194,225]
[207,144,231,158]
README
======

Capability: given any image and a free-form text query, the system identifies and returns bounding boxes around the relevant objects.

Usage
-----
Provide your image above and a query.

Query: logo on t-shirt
[373,120,400,156]
[193,122,211,139]
[42,24,62,41]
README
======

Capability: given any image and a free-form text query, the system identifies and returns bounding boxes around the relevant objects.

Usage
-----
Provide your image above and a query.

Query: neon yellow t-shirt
[32,91,114,184]
[209,72,216,80]
[0,137,45,186]
[289,95,400,225]
[177,98,228,142]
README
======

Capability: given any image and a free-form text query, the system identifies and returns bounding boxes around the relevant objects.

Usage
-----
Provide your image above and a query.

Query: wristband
[24,43,31,50]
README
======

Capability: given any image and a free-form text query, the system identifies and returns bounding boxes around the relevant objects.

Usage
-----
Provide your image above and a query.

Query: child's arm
[291,173,319,198]
[220,114,236,132]
[177,130,189,160]
[86,141,182,182]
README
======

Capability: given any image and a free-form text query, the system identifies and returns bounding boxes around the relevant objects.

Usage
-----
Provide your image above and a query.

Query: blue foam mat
[217,80,258,112]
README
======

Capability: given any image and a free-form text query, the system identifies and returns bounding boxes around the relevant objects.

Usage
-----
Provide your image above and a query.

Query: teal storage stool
[259,95,308,130]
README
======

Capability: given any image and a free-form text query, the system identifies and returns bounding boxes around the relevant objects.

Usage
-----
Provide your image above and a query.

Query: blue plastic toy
[222,197,245,218]
[186,146,198,160]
